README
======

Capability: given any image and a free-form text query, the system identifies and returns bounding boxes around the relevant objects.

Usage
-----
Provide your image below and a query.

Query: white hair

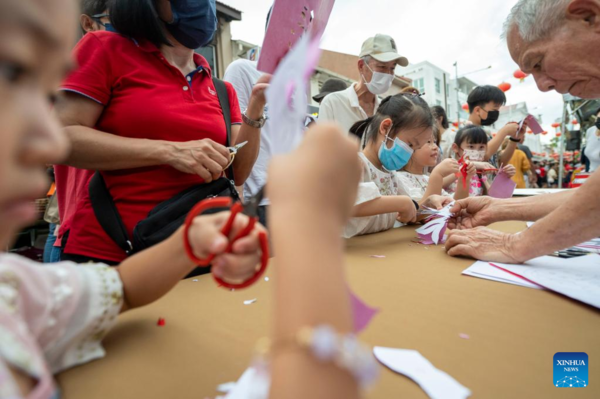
[502,0,571,42]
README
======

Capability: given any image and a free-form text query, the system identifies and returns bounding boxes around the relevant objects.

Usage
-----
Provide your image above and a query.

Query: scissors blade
[229,141,249,154]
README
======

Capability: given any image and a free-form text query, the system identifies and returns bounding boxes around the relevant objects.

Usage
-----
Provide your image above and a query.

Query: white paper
[225,367,270,399]
[513,188,570,196]
[265,35,320,156]
[490,254,600,309]
[374,347,471,399]
[462,261,542,289]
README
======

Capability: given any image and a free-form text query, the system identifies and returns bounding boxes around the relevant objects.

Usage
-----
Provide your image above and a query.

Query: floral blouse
[343,153,410,238]
[396,172,451,201]
[0,254,123,399]
[445,174,487,197]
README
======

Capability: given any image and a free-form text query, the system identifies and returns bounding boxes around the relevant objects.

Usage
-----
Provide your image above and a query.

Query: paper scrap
[374,347,471,399]
[349,288,379,333]
[193,279,199,282]
[157,318,166,327]
[370,255,386,259]
[224,367,270,399]
[265,34,322,156]
[217,382,237,393]
[488,169,516,199]
[244,299,257,305]
[462,261,542,289]
[264,277,270,282]
[490,254,600,309]
[459,333,470,340]
[258,0,335,73]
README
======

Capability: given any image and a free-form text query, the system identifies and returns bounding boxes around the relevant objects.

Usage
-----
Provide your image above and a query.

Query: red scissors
[183,187,269,290]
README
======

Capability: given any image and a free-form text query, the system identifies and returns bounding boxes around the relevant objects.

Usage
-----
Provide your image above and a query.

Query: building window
[435,78,441,94]
[415,78,425,93]
[436,100,442,106]
[446,83,450,97]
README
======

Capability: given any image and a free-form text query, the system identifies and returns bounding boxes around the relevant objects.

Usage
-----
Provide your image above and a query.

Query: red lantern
[513,70,529,82]
[461,103,469,112]
[572,119,579,125]
[551,122,561,128]
[556,132,562,137]
[542,131,548,135]
[527,129,533,134]
[498,82,512,92]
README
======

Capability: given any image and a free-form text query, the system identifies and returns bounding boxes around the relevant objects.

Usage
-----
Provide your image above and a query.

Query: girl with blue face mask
[343,94,453,238]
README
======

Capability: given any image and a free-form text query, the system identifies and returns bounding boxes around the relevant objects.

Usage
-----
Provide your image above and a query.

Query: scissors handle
[183,197,270,290]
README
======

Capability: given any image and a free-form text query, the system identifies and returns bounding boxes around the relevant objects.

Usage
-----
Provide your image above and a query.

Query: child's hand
[187,212,266,284]
[397,196,418,224]
[422,195,454,210]
[502,164,517,178]
[465,162,478,177]
[499,122,520,138]
[432,159,459,178]
[267,123,362,224]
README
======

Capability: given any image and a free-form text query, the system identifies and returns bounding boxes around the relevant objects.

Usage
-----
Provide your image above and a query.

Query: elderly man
[445,0,600,263]
[318,34,408,133]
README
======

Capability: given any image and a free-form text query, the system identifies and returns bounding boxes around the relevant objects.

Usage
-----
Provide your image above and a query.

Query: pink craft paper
[349,288,379,333]
[257,0,336,73]
[416,217,449,245]
[488,170,517,199]
[525,115,544,134]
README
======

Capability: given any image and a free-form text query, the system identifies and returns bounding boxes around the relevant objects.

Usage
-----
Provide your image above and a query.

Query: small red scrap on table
[157,318,166,327]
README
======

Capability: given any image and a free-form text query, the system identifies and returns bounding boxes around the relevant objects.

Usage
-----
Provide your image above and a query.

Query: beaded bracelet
[255,325,380,389]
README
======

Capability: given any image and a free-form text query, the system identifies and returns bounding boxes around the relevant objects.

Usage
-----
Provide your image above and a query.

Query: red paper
[258,0,336,73]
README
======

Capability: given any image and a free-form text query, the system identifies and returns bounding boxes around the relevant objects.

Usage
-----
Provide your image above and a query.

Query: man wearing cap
[313,78,348,105]
[318,34,409,134]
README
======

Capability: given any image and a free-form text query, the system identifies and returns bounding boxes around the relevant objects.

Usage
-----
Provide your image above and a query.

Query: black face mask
[595,119,600,130]
[480,110,500,126]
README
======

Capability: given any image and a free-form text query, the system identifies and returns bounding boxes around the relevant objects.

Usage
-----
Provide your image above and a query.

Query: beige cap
[359,34,409,67]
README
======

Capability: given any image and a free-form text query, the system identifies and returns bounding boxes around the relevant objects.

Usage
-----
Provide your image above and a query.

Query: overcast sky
[222,0,564,142]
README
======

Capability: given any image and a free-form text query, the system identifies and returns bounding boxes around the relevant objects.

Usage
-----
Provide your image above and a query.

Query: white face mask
[463,149,486,162]
[362,63,394,95]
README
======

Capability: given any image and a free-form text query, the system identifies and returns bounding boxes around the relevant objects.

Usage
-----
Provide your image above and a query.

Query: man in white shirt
[318,34,409,133]
[224,59,271,227]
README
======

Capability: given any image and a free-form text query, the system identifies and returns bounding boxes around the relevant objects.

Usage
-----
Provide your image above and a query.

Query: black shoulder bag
[88,78,239,256]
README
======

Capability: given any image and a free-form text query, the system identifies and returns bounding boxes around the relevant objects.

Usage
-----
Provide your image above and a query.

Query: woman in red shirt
[56,0,268,264]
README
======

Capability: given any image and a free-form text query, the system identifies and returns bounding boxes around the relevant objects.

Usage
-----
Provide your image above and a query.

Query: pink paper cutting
[416,217,449,245]
[370,255,386,259]
[459,333,470,340]
[349,288,379,333]
[488,170,517,199]
[258,0,336,73]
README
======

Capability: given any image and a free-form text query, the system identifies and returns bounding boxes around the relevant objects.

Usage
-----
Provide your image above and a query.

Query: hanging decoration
[498,82,511,92]
[513,70,529,83]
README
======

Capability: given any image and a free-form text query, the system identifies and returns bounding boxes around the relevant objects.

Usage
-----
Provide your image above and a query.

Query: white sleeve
[317,95,335,122]
[396,173,422,201]
[223,60,253,111]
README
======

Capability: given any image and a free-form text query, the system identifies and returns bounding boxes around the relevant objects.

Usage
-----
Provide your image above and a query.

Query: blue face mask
[378,132,414,171]
[104,23,117,33]
[166,0,217,49]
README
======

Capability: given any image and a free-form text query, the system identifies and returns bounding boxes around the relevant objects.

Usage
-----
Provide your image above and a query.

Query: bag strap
[89,172,134,255]
[212,77,235,181]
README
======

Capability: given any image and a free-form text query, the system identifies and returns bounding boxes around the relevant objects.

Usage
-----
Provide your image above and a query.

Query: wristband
[509,137,520,143]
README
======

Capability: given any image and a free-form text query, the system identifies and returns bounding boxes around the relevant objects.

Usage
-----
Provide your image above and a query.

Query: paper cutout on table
[490,254,600,309]
[374,347,472,399]
[217,382,237,393]
[349,288,379,333]
[462,261,542,289]
[416,203,454,245]
[244,299,257,305]
[224,367,271,399]
[517,114,544,135]
[265,34,322,156]
[488,169,516,199]
[459,333,470,340]
[370,255,386,259]
[258,0,335,73]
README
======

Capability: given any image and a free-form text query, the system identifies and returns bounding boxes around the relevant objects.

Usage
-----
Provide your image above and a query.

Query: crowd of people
[1,0,599,398]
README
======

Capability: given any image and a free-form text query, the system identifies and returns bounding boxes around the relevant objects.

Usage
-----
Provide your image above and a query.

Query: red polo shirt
[61,31,242,262]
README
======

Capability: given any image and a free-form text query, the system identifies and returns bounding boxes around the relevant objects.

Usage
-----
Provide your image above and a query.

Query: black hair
[430,105,449,130]
[266,6,273,32]
[81,0,109,16]
[349,93,433,146]
[467,85,506,113]
[454,126,489,147]
[109,0,171,47]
